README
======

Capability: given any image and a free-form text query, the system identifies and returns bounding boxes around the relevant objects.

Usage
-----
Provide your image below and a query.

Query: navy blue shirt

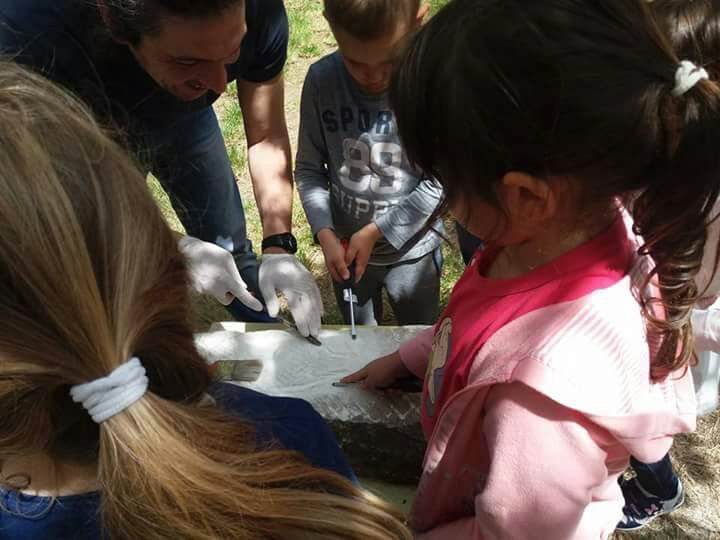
[0,385,355,540]
[0,0,288,133]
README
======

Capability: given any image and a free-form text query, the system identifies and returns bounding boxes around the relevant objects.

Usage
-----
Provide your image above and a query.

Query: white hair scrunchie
[672,60,709,97]
[70,357,149,423]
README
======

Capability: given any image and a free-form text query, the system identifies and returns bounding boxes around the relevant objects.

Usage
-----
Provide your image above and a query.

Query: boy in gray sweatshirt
[296,0,443,326]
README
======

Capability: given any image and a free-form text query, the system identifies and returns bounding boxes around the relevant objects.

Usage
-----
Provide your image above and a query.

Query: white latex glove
[693,308,720,353]
[178,236,263,311]
[259,253,324,337]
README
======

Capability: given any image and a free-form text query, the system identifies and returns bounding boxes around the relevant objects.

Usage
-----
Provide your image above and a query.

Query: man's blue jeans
[134,106,274,322]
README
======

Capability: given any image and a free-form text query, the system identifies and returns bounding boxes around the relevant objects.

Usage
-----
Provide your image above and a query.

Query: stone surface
[195,325,428,482]
[329,421,425,484]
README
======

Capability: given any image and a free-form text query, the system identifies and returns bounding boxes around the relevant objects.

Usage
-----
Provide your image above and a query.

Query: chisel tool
[280,316,322,346]
[332,377,423,392]
[341,240,358,340]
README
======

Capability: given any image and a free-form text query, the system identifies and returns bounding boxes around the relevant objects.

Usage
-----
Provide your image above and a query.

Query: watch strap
[262,233,298,254]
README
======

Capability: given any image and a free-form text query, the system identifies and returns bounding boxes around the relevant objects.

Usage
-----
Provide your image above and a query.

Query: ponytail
[632,67,720,377]
[99,393,409,540]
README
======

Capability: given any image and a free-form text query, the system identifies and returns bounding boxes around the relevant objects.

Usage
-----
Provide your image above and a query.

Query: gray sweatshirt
[295,52,443,266]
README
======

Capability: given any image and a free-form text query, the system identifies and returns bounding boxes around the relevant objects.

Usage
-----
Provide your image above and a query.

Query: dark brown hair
[653,0,720,79]
[0,62,410,540]
[323,0,420,40]
[390,0,720,377]
[650,0,720,307]
[101,0,244,45]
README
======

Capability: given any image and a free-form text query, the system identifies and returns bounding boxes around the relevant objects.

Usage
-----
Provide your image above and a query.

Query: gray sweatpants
[333,247,443,326]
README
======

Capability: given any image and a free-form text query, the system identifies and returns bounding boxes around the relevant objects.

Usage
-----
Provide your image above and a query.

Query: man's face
[128,4,246,101]
[332,22,411,95]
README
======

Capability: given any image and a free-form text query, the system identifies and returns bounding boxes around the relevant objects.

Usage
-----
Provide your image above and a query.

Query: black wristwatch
[261,232,298,254]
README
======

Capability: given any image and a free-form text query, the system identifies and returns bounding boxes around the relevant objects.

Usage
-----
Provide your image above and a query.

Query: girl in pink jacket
[342,0,720,537]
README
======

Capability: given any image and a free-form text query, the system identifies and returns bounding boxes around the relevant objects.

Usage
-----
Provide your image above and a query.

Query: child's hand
[345,223,382,282]
[317,228,350,283]
[341,351,411,391]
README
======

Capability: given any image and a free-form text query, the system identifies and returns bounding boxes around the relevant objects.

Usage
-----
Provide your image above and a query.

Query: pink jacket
[399,244,696,538]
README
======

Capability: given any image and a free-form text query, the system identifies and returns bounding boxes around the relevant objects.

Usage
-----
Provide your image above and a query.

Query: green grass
[151,0,459,328]
[287,0,325,59]
[428,0,450,14]
[147,175,184,232]
[217,81,248,175]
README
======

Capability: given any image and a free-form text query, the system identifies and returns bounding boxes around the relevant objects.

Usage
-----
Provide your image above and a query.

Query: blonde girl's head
[0,61,410,540]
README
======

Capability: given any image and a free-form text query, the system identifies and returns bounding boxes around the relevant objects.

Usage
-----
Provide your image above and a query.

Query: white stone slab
[195,327,427,428]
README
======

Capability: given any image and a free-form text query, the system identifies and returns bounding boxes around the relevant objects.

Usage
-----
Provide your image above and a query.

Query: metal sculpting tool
[332,377,423,392]
[280,316,322,346]
[340,240,358,340]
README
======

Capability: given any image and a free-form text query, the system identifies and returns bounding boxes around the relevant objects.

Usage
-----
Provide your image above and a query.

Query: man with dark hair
[0,0,323,337]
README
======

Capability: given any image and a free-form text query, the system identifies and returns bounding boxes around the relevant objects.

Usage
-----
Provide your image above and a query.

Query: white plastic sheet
[195,326,427,427]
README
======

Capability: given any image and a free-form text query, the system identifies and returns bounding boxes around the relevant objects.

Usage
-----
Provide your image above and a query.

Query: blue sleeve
[236,0,289,83]
[0,489,100,540]
[0,24,77,85]
[0,9,111,120]
[210,384,357,483]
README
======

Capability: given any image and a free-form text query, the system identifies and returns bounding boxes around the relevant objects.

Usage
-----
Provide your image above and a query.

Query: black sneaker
[616,476,684,531]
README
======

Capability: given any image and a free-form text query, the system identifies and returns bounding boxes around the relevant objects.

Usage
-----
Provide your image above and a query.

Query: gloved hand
[178,236,263,311]
[692,308,720,353]
[259,254,324,337]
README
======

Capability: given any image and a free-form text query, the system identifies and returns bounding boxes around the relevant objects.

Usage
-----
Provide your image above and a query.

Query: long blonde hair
[0,62,410,540]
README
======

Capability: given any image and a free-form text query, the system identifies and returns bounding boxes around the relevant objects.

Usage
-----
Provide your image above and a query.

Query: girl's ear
[500,171,557,225]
